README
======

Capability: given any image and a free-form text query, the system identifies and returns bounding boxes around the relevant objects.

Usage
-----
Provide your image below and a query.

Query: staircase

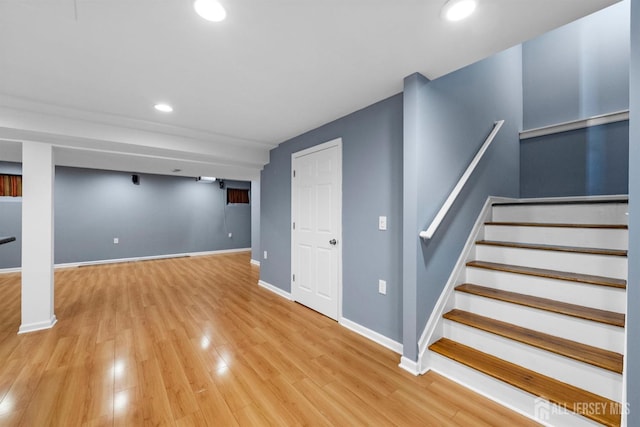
[426,199,628,427]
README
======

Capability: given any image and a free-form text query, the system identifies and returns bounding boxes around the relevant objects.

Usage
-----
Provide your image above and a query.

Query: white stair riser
[466,267,626,313]
[423,200,628,424]
[427,353,603,427]
[443,321,622,401]
[484,225,628,250]
[474,245,627,280]
[454,292,624,353]
[492,203,629,225]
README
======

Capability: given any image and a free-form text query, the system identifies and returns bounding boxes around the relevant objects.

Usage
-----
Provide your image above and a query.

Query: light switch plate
[379,216,387,230]
[379,279,387,295]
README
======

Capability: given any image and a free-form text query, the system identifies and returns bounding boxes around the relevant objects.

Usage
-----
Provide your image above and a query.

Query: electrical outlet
[263,251,268,259]
[228,232,233,238]
[379,216,387,231]
[378,279,386,295]
[113,237,119,244]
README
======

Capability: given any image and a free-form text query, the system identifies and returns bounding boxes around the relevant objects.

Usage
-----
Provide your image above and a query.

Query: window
[0,174,22,197]
[227,188,250,204]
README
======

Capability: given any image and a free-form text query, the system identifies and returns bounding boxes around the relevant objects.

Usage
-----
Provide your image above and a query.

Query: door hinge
[292,274,295,282]
[293,222,295,230]
[293,170,296,178]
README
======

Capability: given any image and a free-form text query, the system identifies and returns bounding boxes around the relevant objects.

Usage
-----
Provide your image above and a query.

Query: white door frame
[291,138,343,321]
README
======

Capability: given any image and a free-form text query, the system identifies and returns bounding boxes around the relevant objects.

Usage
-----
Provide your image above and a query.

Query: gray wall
[0,162,22,268]
[250,179,261,263]
[403,47,523,360]
[520,2,630,198]
[522,1,630,130]
[0,164,251,268]
[626,0,639,422]
[520,122,629,197]
[261,94,404,342]
[261,46,522,353]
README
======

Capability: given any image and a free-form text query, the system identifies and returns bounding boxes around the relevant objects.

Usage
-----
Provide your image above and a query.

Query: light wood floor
[0,252,539,426]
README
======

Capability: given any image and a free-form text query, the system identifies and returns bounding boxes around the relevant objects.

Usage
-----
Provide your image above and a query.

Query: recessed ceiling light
[442,0,477,22]
[194,0,226,22]
[154,103,173,113]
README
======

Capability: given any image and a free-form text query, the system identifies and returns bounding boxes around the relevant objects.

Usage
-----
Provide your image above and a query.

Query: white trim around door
[291,138,343,321]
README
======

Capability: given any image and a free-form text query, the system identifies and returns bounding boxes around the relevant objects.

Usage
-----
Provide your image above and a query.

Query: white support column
[19,142,57,334]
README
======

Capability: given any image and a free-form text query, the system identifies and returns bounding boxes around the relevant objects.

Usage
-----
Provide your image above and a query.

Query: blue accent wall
[520,122,629,197]
[0,199,21,268]
[626,0,639,422]
[260,94,404,342]
[251,180,261,264]
[261,47,522,354]
[0,164,251,268]
[0,161,23,268]
[403,47,523,360]
[0,161,21,175]
[521,1,630,199]
[523,1,630,129]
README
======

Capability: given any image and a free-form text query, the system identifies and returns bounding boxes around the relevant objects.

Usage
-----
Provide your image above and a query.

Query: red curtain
[0,175,22,197]
[227,188,250,204]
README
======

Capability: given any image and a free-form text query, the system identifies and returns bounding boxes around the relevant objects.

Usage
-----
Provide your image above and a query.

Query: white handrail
[419,120,505,240]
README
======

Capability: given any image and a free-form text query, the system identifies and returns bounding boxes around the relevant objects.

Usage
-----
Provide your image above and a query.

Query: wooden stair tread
[455,284,625,327]
[429,338,621,427]
[485,221,628,229]
[443,309,623,373]
[476,240,628,257]
[466,260,627,289]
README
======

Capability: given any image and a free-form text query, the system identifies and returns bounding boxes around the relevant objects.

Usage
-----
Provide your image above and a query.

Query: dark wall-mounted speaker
[132,174,140,185]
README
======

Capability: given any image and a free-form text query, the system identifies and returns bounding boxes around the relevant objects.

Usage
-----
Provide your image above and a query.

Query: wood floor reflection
[0,252,538,426]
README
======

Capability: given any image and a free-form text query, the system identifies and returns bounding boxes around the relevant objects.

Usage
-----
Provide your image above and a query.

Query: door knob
[329,239,337,246]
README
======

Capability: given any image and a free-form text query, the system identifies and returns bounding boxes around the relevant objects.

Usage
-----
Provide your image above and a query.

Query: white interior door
[291,139,341,320]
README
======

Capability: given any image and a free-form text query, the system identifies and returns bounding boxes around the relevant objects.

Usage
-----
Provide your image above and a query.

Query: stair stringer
[621,306,629,427]
[416,195,514,373]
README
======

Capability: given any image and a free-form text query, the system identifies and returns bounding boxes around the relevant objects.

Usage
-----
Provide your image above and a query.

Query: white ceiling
[0,0,620,180]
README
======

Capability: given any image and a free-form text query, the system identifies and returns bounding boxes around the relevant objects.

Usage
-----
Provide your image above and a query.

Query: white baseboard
[399,356,421,376]
[339,317,403,355]
[18,315,57,334]
[250,259,260,267]
[258,280,293,300]
[188,248,251,257]
[257,281,403,356]
[1,248,252,272]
